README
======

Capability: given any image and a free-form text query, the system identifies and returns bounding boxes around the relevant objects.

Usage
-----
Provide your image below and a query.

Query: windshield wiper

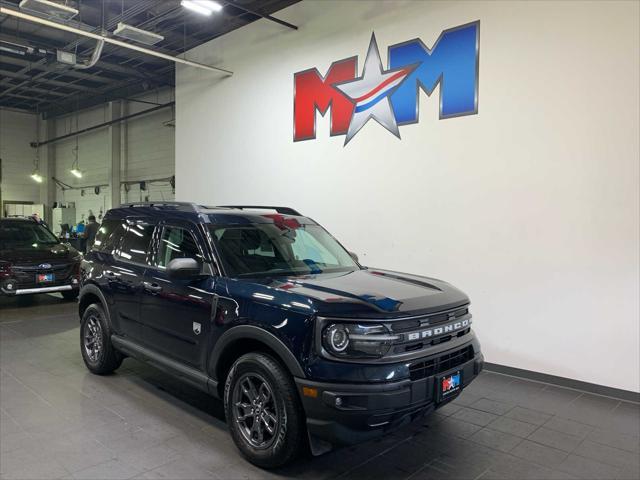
[236,268,304,278]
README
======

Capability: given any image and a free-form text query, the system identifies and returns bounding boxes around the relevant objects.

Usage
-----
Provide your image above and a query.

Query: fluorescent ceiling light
[113,22,164,46]
[199,0,223,12]
[181,0,223,16]
[19,0,78,21]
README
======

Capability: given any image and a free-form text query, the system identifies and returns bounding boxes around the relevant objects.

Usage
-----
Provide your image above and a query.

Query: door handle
[143,281,162,293]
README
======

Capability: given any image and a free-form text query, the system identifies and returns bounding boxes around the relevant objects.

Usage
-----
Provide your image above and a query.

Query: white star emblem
[334,33,414,145]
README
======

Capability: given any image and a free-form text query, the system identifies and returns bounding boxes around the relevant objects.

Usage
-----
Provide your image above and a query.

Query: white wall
[122,89,175,205]
[52,89,175,223]
[176,0,640,392]
[0,108,40,207]
[54,104,111,222]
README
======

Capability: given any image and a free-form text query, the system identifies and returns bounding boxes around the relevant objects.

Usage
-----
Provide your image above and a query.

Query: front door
[139,222,216,368]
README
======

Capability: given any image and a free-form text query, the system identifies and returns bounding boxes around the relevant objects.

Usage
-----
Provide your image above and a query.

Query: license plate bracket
[437,370,462,402]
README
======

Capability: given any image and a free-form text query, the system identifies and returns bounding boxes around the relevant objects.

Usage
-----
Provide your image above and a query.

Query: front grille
[390,306,469,332]
[11,263,76,287]
[409,345,475,381]
[424,306,469,326]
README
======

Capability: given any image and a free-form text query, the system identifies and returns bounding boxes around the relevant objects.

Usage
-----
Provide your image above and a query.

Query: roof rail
[119,202,200,212]
[217,205,302,216]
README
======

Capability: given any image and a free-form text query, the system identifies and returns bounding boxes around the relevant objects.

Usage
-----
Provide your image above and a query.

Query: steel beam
[34,102,175,146]
[225,0,297,30]
[108,101,122,209]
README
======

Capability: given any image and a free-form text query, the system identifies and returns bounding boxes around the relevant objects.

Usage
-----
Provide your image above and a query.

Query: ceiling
[0,0,298,118]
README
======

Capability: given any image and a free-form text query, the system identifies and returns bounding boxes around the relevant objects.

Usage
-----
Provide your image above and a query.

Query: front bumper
[1,281,79,296]
[296,341,483,450]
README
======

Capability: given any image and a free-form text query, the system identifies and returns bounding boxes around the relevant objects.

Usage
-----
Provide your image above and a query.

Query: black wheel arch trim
[78,284,111,323]
[210,325,306,381]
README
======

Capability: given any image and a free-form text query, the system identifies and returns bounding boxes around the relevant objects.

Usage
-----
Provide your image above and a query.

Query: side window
[116,222,155,264]
[157,226,202,268]
[92,219,125,254]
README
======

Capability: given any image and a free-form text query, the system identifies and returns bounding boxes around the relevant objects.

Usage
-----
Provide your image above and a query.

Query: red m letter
[293,57,357,141]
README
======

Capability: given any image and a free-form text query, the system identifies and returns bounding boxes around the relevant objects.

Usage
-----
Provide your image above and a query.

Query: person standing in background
[82,215,100,253]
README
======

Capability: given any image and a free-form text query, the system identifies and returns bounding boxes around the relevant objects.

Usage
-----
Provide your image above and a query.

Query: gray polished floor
[1,294,638,480]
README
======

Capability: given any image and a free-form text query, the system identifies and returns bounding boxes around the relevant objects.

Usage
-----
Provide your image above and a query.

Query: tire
[61,290,78,301]
[224,352,305,468]
[80,303,123,375]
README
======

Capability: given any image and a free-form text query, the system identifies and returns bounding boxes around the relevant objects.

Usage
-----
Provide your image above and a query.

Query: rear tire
[61,290,78,301]
[224,352,305,468]
[80,303,122,375]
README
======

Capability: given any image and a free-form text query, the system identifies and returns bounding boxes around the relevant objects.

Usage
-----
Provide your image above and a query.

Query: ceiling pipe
[73,38,104,69]
[31,101,175,148]
[0,6,233,75]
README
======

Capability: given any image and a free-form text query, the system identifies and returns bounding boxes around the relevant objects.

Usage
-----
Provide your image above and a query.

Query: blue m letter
[389,21,479,124]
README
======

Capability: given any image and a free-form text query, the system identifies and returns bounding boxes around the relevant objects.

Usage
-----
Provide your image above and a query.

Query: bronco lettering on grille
[405,319,471,341]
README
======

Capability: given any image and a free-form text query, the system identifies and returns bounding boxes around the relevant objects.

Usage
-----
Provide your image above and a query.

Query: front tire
[224,352,305,468]
[80,303,122,375]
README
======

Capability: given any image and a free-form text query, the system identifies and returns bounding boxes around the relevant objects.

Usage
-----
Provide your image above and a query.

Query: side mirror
[349,251,359,263]
[166,257,201,279]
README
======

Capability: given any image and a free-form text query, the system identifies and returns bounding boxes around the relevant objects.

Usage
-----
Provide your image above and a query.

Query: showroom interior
[0,0,638,478]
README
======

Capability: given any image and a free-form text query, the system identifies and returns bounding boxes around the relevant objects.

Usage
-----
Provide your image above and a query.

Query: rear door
[139,221,217,368]
[108,218,157,341]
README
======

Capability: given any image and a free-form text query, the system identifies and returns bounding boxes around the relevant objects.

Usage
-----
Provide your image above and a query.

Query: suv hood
[250,268,469,318]
[0,242,80,265]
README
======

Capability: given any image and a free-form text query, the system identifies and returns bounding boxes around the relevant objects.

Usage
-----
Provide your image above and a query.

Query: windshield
[209,220,359,278]
[0,221,59,249]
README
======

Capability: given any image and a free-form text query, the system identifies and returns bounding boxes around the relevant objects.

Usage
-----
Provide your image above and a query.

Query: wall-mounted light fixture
[70,146,83,178]
[31,142,43,183]
[30,169,43,183]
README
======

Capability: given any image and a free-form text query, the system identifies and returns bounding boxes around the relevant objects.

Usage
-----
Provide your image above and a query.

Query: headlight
[322,323,399,359]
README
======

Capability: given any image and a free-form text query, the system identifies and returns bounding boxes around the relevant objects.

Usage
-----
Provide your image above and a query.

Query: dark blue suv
[78,203,483,468]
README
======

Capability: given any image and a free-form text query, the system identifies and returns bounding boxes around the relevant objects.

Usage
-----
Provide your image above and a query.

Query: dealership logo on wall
[293,21,479,145]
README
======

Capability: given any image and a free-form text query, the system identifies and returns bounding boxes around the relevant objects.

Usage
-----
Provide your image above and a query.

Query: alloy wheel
[84,316,103,363]
[232,373,279,449]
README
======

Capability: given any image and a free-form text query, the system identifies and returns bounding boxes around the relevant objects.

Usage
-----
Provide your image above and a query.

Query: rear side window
[116,222,155,264]
[92,219,124,254]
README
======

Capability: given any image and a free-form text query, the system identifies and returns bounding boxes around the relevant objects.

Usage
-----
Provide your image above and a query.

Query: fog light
[72,278,79,284]
[6,282,14,290]
[335,397,343,407]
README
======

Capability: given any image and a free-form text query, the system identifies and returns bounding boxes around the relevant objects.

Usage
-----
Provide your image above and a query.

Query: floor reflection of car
[0,217,82,300]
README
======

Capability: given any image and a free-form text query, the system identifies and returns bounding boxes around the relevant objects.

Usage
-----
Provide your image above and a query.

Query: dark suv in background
[0,217,81,299]
[78,203,483,468]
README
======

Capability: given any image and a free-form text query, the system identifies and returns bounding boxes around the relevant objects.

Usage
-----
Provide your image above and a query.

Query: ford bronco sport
[78,203,483,468]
